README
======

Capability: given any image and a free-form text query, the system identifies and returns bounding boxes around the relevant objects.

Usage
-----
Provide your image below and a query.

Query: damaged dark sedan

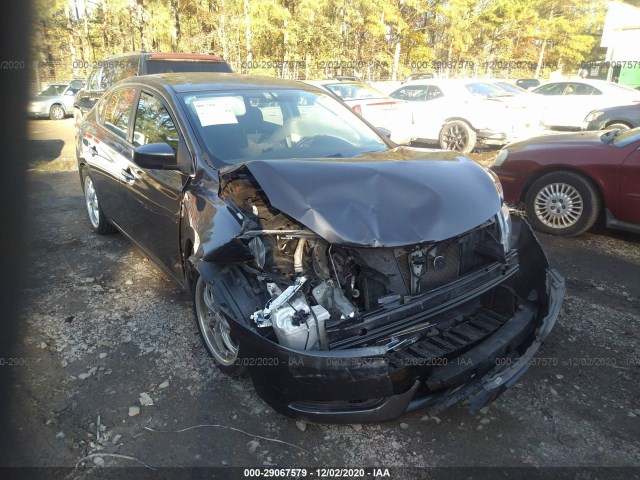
[76,73,564,423]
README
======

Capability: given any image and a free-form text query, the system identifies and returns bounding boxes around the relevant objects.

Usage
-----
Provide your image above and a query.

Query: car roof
[542,79,618,87]
[103,51,225,62]
[117,72,321,94]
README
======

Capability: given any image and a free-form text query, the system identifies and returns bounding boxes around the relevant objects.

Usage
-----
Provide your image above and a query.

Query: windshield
[604,82,640,96]
[180,88,388,166]
[611,126,640,147]
[38,84,67,96]
[494,82,527,94]
[464,82,506,97]
[323,83,387,100]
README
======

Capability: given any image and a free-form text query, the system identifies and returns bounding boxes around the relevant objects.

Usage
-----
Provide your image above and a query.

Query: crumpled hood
[232,148,502,247]
[508,130,609,152]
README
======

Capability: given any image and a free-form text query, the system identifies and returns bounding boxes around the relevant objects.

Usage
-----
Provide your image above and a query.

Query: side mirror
[377,127,392,139]
[133,143,178,170]
[65,90,76,96]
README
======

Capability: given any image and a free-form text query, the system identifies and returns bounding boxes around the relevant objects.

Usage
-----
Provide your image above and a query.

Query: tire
[524,171,600,236]
[193,275,246,377]
[49,104,65,120]
[605,122,631,132]
[81,169,117,234]
[439,120,477,154]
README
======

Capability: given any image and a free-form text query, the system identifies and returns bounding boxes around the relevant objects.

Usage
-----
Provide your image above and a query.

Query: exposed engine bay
[220,170,513,352]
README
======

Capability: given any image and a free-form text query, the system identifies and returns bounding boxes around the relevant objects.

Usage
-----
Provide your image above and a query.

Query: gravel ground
[2,121,638,477]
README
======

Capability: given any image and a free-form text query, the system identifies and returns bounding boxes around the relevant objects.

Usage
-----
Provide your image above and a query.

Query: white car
[306,81,415,144]
[531,79,640,129]
[390,79,543,153]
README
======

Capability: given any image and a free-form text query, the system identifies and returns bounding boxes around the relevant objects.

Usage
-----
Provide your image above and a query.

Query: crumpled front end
[193,161,563,422]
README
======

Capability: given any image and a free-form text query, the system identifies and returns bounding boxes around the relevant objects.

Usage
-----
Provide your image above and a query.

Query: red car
[490,128,640,236]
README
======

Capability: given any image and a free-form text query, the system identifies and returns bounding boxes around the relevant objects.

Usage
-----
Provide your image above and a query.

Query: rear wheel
[82,169,117,234]
[524,171,600,236]
[439,120,477,154]
[193,275,246,376]
[49,104,65,120]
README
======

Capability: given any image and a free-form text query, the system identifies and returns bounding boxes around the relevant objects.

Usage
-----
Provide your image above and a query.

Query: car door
[82,86,138,229]
[402,85,447,141]
[532,82,568,127]
[620,145,640,224]
[555,82,602,128]
[121,90,191,282]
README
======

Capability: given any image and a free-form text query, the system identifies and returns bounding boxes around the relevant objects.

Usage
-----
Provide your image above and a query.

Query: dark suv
[74,52,233,123]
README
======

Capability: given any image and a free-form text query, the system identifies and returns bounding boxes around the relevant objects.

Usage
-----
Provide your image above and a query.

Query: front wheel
[49,104,65,120]
[193,276,246,376]
[524,171,600,236]
[438,120,477,154]
[82,169,117,234]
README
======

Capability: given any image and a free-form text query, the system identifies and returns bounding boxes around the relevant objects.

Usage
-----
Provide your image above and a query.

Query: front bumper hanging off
[205,217,564,423]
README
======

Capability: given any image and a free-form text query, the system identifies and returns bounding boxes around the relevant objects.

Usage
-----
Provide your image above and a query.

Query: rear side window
[391,86,429,101]
[565,83,598,95]
[427,86,444,100]
[533,83,566,95]
[133,92,179,153]
[87,67,101,90]
[145,59,232,74]
[111,57,140,84]
[103,87,136,139]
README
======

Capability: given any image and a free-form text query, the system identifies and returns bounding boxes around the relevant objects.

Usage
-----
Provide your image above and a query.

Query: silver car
[29,80,83,120]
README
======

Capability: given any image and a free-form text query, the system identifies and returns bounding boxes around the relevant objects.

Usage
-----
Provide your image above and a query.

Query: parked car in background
[491,128,640,236]
[74,52,233,124]
[531,79,640,130]
[29,80,83,120]
[515,79,540,90]
[583,103,640,131]
[307,80,414,144]
[402,72,434,83]
[390,79,542,153]
[76,72,563,423]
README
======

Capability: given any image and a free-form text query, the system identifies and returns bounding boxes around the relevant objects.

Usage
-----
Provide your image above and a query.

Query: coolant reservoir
[271,297,330,350]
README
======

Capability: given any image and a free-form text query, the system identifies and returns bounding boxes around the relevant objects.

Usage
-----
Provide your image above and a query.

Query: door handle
[121,167,135,183]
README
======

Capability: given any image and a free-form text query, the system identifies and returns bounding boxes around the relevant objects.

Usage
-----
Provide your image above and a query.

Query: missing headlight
[497,203,512,253]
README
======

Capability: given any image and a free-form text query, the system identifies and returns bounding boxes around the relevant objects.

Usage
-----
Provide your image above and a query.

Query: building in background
[595,1,640,88]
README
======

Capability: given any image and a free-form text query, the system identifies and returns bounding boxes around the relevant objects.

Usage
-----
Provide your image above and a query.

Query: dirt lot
[2,119,639,476]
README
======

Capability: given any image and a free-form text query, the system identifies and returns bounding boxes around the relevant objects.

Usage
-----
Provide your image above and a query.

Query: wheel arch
[50,102,66,114]
[603,120,632,129]
[441,117,476,132]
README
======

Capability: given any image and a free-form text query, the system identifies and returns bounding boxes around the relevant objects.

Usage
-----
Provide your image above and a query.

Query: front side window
[181,88,387,166]
[133,92,179,153]
[103,87,136,139]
